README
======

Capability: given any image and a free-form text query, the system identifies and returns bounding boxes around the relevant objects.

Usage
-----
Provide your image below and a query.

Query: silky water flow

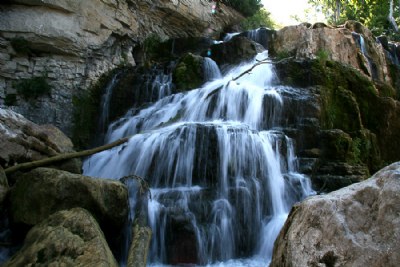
[83,51,314,266]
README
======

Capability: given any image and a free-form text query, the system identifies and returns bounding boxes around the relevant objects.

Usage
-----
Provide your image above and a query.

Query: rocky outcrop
[274,56,399,191]
[271,161,400,267]
[210,36,264,66]
[9,167,128,251]
[0,0,242,135]
[0,108,81,173]
[4,208,118,267]
[271,21,392,87]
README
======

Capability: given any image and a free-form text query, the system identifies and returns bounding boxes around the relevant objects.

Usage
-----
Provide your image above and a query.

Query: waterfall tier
[83,53,314,266]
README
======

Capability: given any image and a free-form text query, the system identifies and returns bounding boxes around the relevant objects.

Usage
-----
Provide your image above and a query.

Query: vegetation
[308,0,400,40]
[211,0,262,17]
[13,76,51,99]
[240,8,276,30]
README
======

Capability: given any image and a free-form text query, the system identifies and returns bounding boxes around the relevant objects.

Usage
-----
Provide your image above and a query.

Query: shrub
[14,76,51,99]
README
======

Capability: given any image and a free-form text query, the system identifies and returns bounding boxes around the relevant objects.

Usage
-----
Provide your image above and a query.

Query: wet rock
[3,208,118,267]
[9,167,128,253]
[271,161,400,267]
[210,36,264,66]
[0,108,81,173]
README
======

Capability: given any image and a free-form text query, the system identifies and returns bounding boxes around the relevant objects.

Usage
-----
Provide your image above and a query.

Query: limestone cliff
[0,0,242,135]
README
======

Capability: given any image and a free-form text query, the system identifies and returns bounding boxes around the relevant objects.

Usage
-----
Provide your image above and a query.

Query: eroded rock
[271,161,400,267]
[0,108,81,173]
[3,208,118,267]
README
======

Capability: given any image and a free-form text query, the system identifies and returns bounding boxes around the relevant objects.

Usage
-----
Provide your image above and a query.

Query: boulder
[0,108,81,173]
[9,167,128,252]
[271,161,400,267]
[210,36,264,66]
[3,208,118,267]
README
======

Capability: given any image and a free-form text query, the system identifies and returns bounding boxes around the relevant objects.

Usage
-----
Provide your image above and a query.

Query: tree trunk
[389,0,399,32]
[4,137,130,175]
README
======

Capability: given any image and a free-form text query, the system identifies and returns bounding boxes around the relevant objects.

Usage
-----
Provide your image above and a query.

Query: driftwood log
[4,137,130,175]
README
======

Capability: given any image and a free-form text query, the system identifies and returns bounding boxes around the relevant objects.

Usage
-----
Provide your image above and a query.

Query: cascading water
[83,51,314,266]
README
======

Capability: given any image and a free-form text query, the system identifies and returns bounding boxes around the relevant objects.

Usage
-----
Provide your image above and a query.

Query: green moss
[172,53,203,92]
[13,76,51,99]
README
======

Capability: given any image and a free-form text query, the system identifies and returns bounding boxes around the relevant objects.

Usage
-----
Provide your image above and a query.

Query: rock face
[0,0,242,135]
[4,208,118,267]
[271,21,391,86]
[0,108,81,173]
[270,161,400,267]
[9,167,128,251]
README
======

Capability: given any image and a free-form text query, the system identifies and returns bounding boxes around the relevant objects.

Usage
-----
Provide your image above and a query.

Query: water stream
[83,52,314,266]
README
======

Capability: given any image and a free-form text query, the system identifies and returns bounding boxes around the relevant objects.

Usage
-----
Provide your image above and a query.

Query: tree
[222,0,262,17]
[308,0,400,40]
[240,8,276,30]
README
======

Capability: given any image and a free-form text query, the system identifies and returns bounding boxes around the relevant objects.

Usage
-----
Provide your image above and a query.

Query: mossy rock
[172,53,204,92]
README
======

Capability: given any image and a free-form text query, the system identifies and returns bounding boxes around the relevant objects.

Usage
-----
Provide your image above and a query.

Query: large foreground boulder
[271,161,400,267]
[4,208,118,267]
[9,167,128,252]
[0,108,81,173]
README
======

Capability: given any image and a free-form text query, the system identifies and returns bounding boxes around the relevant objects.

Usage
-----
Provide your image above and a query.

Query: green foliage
[172,53,203,92]
[10,37,31,54]
[13,76,51,99]
[308,0,400,40]
[4,94,17,106]
[316,49,330,65]
[224,0,262,17]
[240,8,276,30]
[275,50,291,60]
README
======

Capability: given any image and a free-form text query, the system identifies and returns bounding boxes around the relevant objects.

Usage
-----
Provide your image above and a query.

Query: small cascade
[223,32,240,42]
[352,32,377,79]
[203,57,222,82]
[83,51,314,266]
[97,71,122,143]
[245,28,271,49]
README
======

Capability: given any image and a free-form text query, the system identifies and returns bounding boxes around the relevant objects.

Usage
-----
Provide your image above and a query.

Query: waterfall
[83,51,314,266]
[223,32,240,42]
[352,32,377,79]
[203,57,222,82]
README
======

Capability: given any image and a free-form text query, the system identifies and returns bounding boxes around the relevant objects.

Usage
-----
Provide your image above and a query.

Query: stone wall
[0,0,242,135]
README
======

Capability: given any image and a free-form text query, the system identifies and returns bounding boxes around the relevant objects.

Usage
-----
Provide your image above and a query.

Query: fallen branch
[4,137,130,175]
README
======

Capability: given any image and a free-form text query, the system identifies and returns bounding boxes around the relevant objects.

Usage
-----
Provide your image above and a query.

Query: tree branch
[4,137,130,175]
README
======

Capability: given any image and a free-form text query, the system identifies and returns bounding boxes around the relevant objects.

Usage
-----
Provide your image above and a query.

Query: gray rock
[0,108,81,173]
[271,161,400,267]
[3,208,118,267]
